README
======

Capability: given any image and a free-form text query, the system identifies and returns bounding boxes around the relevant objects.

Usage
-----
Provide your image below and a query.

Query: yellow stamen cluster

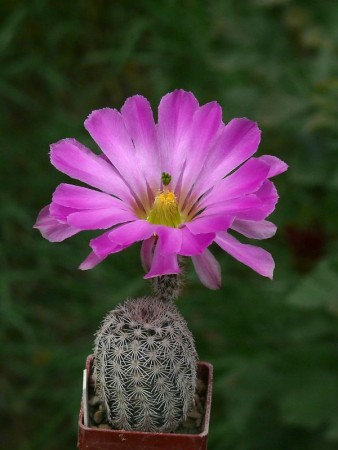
[147,189,182,228]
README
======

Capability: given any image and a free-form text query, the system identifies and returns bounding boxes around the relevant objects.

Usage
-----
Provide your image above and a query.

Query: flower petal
[85,108,151,209]
[258,155,288,177]
[236,180,278,221]
[192,249,221,290]
[79,251,107,270]
[193,118,261,196]
[199,158,270,209]
[50,138,134,204]
[52,183,129,211]
[49,203,78,223]
[90,230,129,258]
[180,101,222,201]
[215,232,275,279]
[231,219,277,239]
[108,220,154,247]
[179,228,215,256]
[143,226,183,278]
[155,226,182,255]
[141,236,156,272]
[157,90,199,186]
[121,95,160,192]
[186,215,233,235]
[33,205,80,242]
[66,209,136,230]
[200,194,263,217]
[51,183,137,230]
[144,240,180,279]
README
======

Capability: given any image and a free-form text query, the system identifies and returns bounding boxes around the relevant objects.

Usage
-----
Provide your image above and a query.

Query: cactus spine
[150,273,184,302]
[93,271,197,432]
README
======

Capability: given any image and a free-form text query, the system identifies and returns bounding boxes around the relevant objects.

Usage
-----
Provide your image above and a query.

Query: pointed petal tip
[261,259,275,280]
[231,219,277,240]
[122,93,149,106]
[231,117,261,130]
[79,251,105,270]
[84,107,128,138]
[49,137,76,152]
[84,107,112,130]
[170,88,192,95]
[215,232,275,280]
[204,99,221,109]
[49,138,82,167]
[267,265,275,280]
[160,88,199,104]
[208,280,222,290]
[259,155,289,178]
[32,215,41,229]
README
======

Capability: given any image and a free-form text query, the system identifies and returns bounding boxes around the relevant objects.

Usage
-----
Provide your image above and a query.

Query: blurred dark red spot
[285,224,327,272]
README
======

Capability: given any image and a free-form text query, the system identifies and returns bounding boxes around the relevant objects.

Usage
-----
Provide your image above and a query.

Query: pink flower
[34,90,287,289]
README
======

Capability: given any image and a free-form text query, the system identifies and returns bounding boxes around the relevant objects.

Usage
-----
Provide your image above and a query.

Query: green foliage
[1,0,338,449]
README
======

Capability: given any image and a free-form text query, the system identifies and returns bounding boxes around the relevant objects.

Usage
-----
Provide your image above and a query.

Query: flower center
[147,188,182,227]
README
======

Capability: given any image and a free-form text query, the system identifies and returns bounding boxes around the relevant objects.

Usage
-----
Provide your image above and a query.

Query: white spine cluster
[94,296,197,432]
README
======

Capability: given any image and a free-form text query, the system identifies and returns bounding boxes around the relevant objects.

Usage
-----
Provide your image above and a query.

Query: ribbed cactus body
[94,296,197,432]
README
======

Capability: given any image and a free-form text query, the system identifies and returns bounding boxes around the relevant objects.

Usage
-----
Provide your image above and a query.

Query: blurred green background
[1,0,338,449]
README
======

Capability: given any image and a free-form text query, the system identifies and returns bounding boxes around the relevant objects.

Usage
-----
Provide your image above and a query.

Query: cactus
[150,273,184,302]
[93,294,197,432]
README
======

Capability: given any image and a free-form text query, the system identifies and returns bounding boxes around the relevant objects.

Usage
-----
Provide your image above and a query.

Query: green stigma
[161,172,172,186]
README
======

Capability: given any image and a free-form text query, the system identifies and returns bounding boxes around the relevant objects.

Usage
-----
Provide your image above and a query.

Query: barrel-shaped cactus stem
[94,296,197,432]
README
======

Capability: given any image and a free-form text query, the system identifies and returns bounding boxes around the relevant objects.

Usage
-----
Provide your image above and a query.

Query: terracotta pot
[78,355,213,450]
